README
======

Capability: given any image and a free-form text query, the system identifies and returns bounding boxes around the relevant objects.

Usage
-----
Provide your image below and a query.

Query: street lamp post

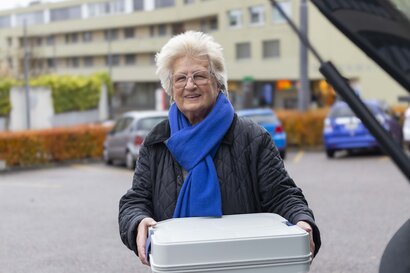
[23,19,31,129]
[299,0,310,111]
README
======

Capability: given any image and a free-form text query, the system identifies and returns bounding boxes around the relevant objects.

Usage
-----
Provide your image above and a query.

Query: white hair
[155,31,228,100]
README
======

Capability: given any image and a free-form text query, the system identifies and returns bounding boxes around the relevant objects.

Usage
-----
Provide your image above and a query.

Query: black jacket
[119,114,321,256]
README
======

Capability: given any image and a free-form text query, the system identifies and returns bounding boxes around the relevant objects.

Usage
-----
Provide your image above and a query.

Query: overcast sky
[0,0,67,11]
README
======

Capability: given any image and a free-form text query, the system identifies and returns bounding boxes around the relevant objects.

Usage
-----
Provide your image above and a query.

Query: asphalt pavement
[1,150,409,273]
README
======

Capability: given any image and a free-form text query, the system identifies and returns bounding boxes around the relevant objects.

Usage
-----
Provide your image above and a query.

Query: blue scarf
[166,93,234,218]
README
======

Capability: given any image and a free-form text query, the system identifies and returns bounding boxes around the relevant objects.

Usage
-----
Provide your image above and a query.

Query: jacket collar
[144,114,237,146]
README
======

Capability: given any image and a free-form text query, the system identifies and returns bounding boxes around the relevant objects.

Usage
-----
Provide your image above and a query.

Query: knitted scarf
[166,93,234,218]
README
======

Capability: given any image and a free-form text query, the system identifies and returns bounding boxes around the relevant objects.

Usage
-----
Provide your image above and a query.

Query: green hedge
[0,78,14,117]
[0,72,113,116]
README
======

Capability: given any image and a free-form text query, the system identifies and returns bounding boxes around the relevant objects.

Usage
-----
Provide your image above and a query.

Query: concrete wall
[6,85,108,131]
[9,87,54,131]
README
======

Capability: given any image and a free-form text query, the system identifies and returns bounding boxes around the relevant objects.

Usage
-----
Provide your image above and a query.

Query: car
[103,110,168,169]
[237,108,287,159]
[323,100,402,158]
[403,107,410,150]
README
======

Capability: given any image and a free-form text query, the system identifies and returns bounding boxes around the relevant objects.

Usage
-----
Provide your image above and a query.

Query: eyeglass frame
[170,70,214,90]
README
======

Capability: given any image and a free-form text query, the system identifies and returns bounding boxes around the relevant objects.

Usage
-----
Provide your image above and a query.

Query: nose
[185,76,196,89]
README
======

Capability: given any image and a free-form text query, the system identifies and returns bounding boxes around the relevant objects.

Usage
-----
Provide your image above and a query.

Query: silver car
[103,111,168,169]
[403,107,410,150]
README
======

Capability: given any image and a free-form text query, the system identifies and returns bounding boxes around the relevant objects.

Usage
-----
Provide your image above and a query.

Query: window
[249,5,265,25]
[236,42,251,60]
[50,6,82,22]
[84,57,93,67]
[7,57,13,68]
[184,0,194,4]
[272,1,291,23]
[125,54,136,65]
[150,53,156,64]
[105,29,118,41]
[200,17,218,32]
[154,0,175,9]
[106,55,120,66]
[209,17,218,30]
[46,35,54,45]
[133,0,144,10]
[0,15,11,28]
[7,37,12,47]
[227,9,242,28]
[65,33,78,44]
[67,57,79,68]
[88,0,125,17]
[172,23,185,35]
[35,37,42,46]
[124,27,135,39]
[149,25,155,37]
[82,32,93,42]
[263,40,280,58]
[47,58,56,68]
[16,11,44,26]
[158,24,167,36]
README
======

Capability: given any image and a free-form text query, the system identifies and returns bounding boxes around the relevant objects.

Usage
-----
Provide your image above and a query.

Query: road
[0,150,409,273]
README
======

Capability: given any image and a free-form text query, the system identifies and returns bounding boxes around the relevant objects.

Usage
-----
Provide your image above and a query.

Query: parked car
[403,107,410,150]
[323,100,402,158]
[103,111,168,169]
[237,108,287,159]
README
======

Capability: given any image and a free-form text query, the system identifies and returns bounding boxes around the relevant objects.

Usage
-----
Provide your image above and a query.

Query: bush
[0,72,113,116]
[0,125,110,167]
[30,72,113,114]
[276,108,329,147]
[0,78,14,117]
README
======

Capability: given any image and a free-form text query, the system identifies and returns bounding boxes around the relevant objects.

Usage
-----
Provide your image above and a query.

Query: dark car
[323,100,402,158]
[237,108,287,159]
[103,111,168,169]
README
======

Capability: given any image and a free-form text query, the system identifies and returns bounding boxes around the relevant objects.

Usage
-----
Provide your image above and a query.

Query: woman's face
[171,56,219,125]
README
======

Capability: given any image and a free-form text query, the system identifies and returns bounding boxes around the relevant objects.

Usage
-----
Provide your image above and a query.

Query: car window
[244,114,279,124]
[112,117,133,133]
[136,116,167,131]
[330,104,379,118]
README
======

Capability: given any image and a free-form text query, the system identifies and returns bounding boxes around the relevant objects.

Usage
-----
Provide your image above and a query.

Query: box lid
[149,213,310,270]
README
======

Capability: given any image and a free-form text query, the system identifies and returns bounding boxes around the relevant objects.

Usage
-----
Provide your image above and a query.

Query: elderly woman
[119,31,321,265]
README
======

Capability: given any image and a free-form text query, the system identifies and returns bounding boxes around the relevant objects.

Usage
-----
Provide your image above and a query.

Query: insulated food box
[149,213,311,273]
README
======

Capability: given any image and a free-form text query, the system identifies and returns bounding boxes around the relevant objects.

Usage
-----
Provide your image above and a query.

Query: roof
[236,108,275,116]
[121,110,168,119]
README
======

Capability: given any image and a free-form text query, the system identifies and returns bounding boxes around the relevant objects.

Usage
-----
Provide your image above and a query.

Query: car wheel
[103,149,113,165]
[279,150,286,160]
[125,151,135,170]
[326,149,335,158]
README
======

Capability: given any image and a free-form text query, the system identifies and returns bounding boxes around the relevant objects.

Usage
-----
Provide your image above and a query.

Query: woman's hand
[297,221,315,258]
[136,217,157,265]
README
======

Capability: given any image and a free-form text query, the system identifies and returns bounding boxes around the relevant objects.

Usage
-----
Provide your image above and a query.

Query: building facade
[0,0,407,116]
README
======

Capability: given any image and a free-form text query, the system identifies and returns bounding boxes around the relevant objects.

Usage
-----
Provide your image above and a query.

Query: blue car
[323,100,402,158]
[237,108,287,159]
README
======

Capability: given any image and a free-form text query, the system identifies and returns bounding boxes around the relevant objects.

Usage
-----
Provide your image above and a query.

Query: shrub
[0,125,110,167]
[0,78,14,117]
[276,108,329,147]
[0,72,113,116]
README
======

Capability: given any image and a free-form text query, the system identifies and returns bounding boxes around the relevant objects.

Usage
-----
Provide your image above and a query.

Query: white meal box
[148,213,311,273]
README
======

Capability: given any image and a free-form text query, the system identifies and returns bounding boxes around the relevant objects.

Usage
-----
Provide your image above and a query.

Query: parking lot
[1,150,409,273]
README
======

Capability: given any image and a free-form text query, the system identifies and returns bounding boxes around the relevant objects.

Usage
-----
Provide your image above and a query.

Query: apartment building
[0,0,407,114]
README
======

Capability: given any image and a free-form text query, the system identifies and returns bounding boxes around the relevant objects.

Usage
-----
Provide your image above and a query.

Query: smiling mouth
[185,94,201,99]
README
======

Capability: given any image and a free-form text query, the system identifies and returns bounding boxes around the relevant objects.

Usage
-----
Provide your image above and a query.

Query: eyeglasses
[172,71,211,89]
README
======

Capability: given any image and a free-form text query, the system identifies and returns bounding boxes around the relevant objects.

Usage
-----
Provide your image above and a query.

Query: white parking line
[293,150,304,163]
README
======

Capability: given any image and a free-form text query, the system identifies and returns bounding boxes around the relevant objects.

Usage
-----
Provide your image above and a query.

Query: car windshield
[329,104,379,118]
[137,116,167,131]
[244,114,279,124]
